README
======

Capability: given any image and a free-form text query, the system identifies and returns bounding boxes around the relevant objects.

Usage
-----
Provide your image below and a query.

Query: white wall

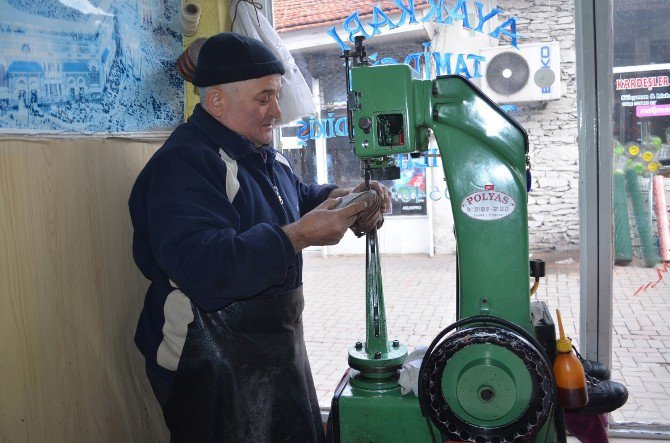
[428,0,580,254]
[506,0,580,251]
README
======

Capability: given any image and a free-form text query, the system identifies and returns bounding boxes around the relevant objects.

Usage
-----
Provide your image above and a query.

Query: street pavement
[301,252,670,426]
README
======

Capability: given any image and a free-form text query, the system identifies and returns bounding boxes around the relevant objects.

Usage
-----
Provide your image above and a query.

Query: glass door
[610,0,670,427]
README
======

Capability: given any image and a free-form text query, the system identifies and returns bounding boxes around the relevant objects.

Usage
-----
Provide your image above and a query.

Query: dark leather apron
[164,286,324,443]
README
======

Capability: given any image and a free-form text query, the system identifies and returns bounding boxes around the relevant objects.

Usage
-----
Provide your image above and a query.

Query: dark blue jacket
[129,104,336,376]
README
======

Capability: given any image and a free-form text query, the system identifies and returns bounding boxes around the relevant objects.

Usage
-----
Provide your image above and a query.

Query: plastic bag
[398,346,428,396]
[231,1,314,123]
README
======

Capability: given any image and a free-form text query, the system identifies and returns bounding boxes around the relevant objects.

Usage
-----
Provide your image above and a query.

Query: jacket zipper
[270,171,291,222]
[260,149,285,207]
[273,185,284,205]
[263,153,292,222]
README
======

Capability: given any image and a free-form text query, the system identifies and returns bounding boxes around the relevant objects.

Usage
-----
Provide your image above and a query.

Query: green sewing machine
[328,37,566,443]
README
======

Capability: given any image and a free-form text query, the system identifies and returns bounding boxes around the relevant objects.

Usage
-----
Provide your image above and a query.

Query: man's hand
[328,181,391,214]
[327,181,391,237]
[351,181,390,236]
[340,190,380,237]
[281,198,367,252]
[352,181,391,215]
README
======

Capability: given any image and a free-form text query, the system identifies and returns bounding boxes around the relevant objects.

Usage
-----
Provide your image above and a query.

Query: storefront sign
[296,113,348,145]
[327,0,522,50]
[615,70,670,109]
[366,41,485,79]
[613,68,670,149]
[325,1,520,81]
[616,75,670,91]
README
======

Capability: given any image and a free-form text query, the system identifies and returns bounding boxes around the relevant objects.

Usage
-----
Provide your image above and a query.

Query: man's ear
[204,87,225,117]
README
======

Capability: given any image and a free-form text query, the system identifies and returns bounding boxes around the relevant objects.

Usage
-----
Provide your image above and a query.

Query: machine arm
[349,63,533,333]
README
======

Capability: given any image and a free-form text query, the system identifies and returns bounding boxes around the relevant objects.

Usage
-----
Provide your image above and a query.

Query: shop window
[273,0,583,414]
[279,124,318,185]
[610,0,670,427]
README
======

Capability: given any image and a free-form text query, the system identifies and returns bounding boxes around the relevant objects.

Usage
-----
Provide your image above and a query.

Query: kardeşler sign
[615,70,670,117]
[616,75,670,91]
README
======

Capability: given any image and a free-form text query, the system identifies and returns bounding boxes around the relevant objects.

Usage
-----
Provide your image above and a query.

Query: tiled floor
[301,252,670,430]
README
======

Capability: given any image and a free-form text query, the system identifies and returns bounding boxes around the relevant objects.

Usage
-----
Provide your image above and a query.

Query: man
[129,32,390,442]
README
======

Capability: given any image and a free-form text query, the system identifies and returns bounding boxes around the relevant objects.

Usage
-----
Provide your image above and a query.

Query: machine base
[328,368,440,443]
[329,371,562,442]
[328,302,568,442]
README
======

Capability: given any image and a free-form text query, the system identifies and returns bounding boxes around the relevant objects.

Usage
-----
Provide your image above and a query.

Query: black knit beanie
[192,32,285,87]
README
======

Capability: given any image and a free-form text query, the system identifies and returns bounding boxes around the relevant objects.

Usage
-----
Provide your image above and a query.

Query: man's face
[215,74,282,147]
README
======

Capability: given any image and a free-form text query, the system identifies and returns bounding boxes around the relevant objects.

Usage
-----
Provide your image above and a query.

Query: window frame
[267,0,670,436]
[575,0,614,367]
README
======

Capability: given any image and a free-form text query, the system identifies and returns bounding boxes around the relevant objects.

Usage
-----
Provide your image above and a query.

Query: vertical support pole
[365,228,388,354]
[426,155,436,258]
[182,0,232,120]
[313,78,328,185]
[654,175,670,262]
[311,77,330,258]
[575,0,614,365]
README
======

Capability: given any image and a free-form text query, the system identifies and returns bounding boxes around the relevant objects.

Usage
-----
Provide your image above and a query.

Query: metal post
[575,0,614,366]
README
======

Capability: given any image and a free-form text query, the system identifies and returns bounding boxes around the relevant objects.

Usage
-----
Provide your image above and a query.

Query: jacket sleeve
[145,148,297,312]
[274,151,337,215]
[297,181,338,215]
[286,173,337,216]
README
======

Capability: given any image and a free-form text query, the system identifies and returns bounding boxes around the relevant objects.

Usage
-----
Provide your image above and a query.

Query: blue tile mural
[0,0,184,133]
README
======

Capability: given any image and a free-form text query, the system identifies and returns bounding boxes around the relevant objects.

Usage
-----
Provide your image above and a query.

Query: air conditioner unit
[479,42,561,103]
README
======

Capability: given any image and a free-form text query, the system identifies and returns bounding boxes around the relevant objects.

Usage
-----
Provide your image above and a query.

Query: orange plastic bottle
[553,309,589,409]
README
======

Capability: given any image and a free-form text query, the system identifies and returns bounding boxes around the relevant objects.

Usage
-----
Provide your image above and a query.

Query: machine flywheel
[419,320,554,443]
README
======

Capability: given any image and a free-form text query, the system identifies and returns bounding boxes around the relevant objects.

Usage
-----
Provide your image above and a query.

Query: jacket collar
[188,104,276,161]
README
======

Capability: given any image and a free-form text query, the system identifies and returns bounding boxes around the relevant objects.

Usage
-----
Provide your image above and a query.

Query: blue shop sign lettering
[295,43,486,145]
[327,0,523,50]
[391,185,452,203]
[367,41,485,79]
[296,1,526,144]
[396,150,440,168]
[296,113,348,144]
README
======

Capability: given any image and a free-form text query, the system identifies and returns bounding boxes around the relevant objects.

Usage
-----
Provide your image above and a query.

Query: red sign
[615,76,670,91]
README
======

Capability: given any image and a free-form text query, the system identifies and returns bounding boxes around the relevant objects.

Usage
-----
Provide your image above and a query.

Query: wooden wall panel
[0,139,168,441]
[0,2,232,438]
